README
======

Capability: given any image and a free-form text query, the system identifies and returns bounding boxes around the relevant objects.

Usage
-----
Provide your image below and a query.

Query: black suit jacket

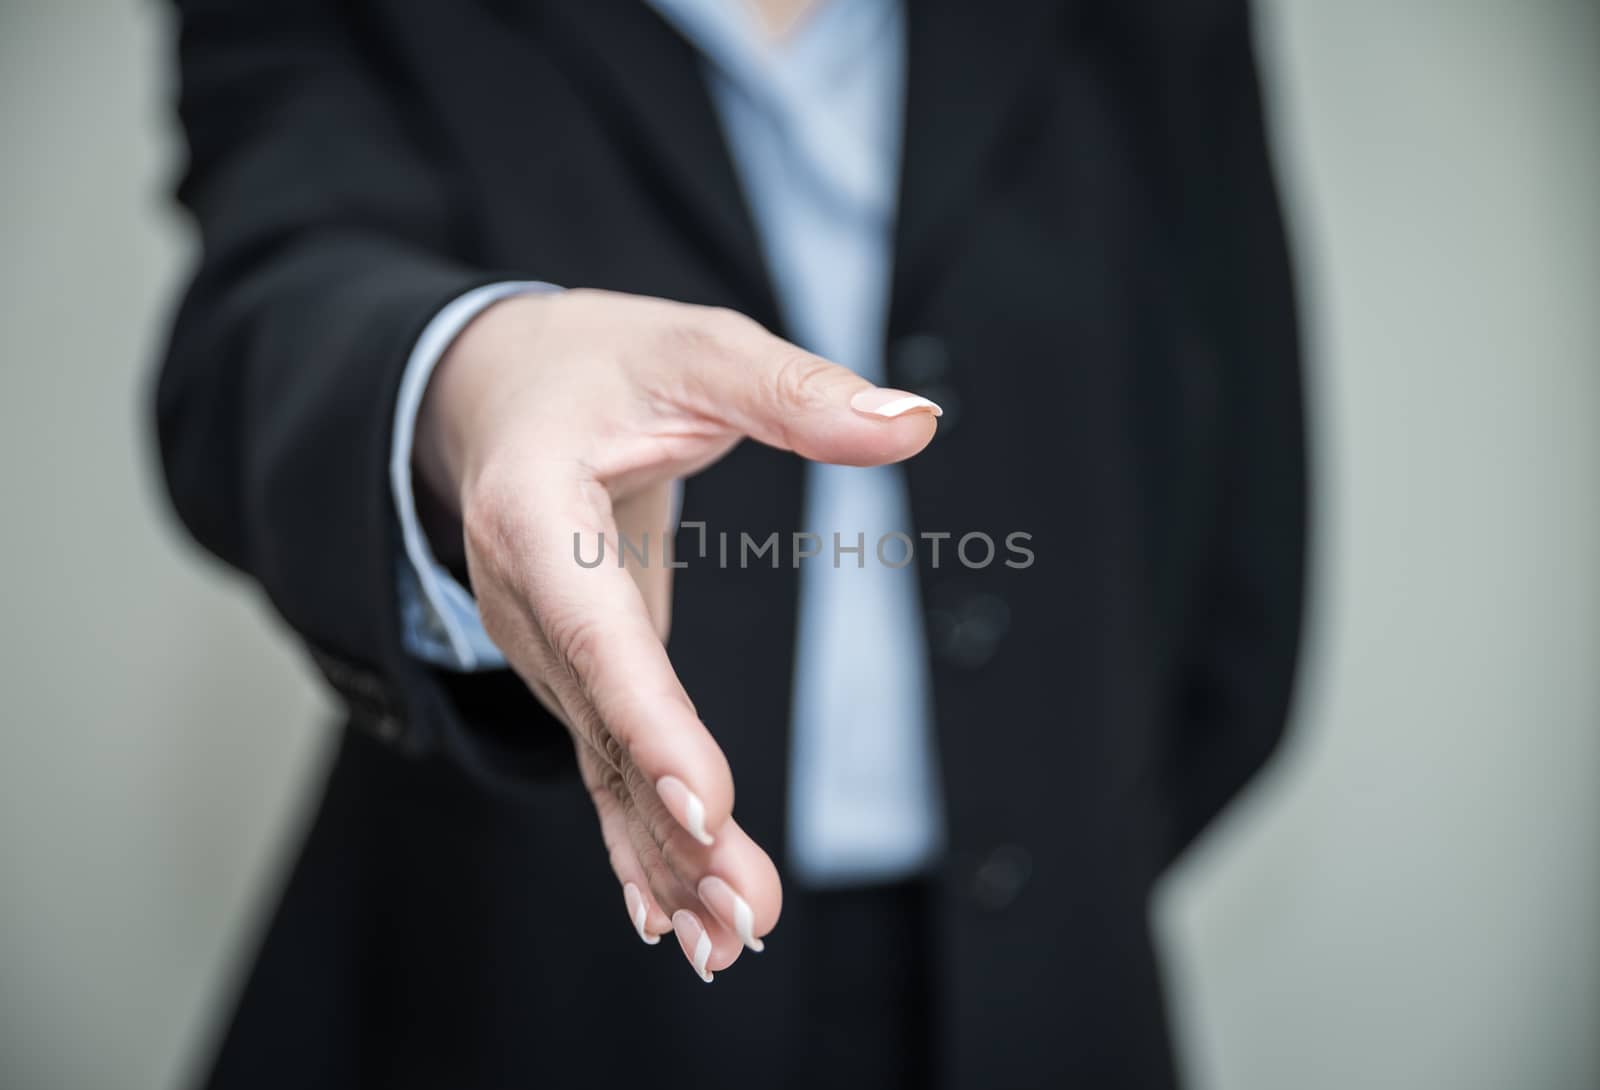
[156,1,1306,1087]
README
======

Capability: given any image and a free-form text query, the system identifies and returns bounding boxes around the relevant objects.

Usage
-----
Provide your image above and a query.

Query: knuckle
[563,694,611,753]
[635,833,668,877]
[621,757,655,802]
[603,767,630,806]
[654,827,697,880]
[771,351,836,415]
[636,838,668,889]
[544,610,607,690]
[597,726,628,773]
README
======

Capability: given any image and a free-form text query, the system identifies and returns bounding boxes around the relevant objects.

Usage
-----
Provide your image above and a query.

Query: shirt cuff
[390,280,558,671]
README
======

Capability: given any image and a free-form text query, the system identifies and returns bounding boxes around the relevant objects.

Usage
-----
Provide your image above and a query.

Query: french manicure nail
[850,388,944,419]
[698,875,764,952]
[655,776,714,846]
[623,882,659,945]
[672,910,715,983]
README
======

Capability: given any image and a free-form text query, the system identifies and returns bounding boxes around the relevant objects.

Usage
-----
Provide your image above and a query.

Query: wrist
[413,292,554,521]
[414,344,470,525]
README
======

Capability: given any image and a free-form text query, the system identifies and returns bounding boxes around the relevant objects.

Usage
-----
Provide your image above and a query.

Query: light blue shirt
[391,0,942,885]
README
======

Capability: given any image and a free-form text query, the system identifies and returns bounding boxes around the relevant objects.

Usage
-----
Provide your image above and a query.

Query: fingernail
[672,910,715,983]
[655,776,714,846]
[698,875,764,952]
[850,388,944,419]
[623,882,659,945]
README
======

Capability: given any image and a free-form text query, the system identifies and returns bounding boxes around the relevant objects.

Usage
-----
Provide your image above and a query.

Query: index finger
[507,475,736,846]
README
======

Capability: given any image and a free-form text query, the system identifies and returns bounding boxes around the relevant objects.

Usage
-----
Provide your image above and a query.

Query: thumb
[685,312,943,467]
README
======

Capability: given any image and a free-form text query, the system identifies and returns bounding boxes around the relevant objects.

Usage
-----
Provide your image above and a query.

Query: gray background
[2,2,1597,1087]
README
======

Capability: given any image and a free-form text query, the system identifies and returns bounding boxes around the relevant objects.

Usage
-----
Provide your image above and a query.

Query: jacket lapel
[513,0,1065,334]
[530,0,784,329]
[891,0,1067,324]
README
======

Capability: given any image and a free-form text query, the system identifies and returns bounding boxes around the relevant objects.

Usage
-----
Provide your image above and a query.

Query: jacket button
[889,335,959,432]
[889,333,950,385]
[927,591,1011,669]
[371,712,406,744]
[970,845,1032,911]
[308,649,411,748]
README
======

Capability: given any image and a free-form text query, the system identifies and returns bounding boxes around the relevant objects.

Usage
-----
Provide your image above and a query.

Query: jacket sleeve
[1132,1,1310,864]
[154,0,568,784]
